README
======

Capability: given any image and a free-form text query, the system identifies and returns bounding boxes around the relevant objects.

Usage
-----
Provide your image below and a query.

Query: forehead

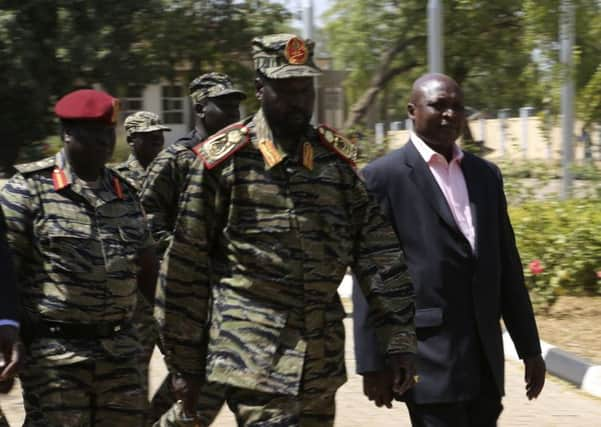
[419,79,463,102]
[209,94,243,105]
[266,76,313,91]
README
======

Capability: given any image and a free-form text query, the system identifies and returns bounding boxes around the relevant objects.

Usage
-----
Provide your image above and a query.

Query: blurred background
[0,0,600,372]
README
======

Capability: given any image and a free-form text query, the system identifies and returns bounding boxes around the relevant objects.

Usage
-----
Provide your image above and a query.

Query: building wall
[387,117,600,162]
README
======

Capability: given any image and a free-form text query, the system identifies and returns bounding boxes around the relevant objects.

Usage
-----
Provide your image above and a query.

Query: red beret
[55,89,119,125]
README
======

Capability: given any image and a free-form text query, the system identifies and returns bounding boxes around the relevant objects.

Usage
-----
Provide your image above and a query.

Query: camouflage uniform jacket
[112,154,146,193]
[0,150,154,366]
[139,130,201,256]
[156,110,416,396]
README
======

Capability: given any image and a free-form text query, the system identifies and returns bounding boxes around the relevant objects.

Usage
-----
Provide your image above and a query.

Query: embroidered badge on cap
[284,37,308,65]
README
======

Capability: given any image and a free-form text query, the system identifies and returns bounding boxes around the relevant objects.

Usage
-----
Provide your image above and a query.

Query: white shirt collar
[410,131,463,164]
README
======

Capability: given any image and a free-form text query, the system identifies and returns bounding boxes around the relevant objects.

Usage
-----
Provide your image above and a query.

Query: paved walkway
[2,319,601,426]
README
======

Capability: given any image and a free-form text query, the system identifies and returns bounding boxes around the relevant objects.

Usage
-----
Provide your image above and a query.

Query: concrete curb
[502,331,601,399]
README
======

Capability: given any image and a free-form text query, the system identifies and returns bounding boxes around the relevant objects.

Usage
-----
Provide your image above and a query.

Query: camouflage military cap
[252,33,322,79]
[124,111,171,137]
[189,72,246,105]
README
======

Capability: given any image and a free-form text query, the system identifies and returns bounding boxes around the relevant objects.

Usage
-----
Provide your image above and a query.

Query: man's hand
[171,373,202,418]
[524,354,545,400]
[388,353,417,397]
[0,325,21,383]
[363,369,393,408]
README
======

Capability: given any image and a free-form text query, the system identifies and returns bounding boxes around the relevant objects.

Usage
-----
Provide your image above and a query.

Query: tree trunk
[343,36,424,131]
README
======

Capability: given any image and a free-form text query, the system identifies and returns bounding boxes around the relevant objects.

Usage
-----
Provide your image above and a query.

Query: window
[120,85,144,122]
[161,85,184,124]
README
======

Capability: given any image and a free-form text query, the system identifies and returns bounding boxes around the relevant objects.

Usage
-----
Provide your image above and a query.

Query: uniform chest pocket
[45,222,96,274]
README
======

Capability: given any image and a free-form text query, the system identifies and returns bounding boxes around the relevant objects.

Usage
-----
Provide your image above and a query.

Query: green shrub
[510,198,601,311]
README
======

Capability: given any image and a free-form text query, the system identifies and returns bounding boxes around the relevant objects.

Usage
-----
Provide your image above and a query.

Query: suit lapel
[460,153,485,256]
[404,141,461,235]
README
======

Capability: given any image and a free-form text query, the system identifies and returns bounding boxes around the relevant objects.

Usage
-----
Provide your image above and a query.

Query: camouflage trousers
[133,292,159,399]
[153,385,335,427]
[150,376,225,426]
[20,357,147,427]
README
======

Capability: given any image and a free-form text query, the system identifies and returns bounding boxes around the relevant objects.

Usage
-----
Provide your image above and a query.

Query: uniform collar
[53,149,123,202]
[251,109,315,170]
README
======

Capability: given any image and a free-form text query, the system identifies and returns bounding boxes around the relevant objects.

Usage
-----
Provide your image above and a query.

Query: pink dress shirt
[411,132,476,252]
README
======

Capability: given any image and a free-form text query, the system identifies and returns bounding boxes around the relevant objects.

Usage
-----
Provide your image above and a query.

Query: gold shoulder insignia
[14,157,55,175]
[193,123,251,170]
[317,125,358,166]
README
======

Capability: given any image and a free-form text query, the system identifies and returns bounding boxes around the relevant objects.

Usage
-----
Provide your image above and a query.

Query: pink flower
[529,259,544,275]
[596,270,601,279]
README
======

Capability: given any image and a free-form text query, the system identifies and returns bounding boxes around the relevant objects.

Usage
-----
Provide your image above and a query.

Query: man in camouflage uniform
[140,73,246,425]
[155,34,417,426]
[0,89,159,427]
[113,111,171,403]
[140,72,246,255]
[113,111,171,192]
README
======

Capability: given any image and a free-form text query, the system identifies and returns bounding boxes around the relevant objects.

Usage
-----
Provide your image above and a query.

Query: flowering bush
[510,198,601,311]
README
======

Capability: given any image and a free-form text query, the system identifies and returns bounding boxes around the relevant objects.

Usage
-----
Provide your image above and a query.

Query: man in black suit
[353,73,545,426]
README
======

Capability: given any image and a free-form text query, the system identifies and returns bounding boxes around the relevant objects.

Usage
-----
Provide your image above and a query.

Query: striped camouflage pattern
[111,154,147,192]
[188,72,245,105]
[110,153,158,400]
[252,34,322,79]
[20,356,146,426]
[124,111,170,137]
[139,134,199,256]
[0,150,153,365]
[156,110,416,398]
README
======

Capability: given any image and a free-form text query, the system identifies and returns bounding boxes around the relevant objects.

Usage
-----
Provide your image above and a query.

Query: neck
[195,121,209,141]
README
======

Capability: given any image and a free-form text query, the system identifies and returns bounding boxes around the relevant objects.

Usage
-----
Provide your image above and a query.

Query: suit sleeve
[350,169,416,367]
[154,157,216,376]
[496,168,542,359]
[0,209,18,321]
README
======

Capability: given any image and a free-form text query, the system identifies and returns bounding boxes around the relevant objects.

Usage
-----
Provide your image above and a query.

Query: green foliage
[0,0,292,170]
[323,0,601,130]
[510,198,601,311]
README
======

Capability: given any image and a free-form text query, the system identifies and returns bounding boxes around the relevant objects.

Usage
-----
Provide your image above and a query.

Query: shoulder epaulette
[192,122,251,170]
[14,157,55,175]
[317,125,358,166]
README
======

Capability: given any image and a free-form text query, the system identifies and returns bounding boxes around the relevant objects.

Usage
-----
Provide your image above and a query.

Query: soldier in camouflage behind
[113,111,171,192]
[0,89,159,426]
[113,111,171,404]
[155,34,417,426]
[140,72,246,256]
[141,73,245,426]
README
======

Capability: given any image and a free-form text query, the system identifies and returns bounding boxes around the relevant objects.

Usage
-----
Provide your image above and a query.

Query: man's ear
[407,103,416,120]
[255,77,264,101]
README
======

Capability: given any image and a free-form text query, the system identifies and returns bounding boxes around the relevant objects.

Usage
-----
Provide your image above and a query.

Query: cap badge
[284,37,308,65]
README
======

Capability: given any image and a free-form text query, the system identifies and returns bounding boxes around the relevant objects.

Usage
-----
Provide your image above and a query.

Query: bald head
[408,73,465,161]
[410,73,461,104]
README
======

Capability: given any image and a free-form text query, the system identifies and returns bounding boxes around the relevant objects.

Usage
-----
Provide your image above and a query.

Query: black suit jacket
[353,140,541,403]
[0,209,18,321]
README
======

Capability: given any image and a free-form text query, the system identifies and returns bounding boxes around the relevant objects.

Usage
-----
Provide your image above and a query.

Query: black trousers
[406,360,503,427]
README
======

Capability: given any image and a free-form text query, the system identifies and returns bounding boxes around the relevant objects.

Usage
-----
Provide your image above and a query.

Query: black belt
[28,320,129,340]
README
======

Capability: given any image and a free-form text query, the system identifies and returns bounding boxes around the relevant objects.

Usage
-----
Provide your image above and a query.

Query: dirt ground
[534,296,601,365]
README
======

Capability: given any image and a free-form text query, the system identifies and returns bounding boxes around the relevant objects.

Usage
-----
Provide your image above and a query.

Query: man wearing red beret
[0,89,159,426]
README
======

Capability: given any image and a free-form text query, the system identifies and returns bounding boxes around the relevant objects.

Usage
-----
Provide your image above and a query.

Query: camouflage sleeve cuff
[162,341,206,377]
[385,330,417,355]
